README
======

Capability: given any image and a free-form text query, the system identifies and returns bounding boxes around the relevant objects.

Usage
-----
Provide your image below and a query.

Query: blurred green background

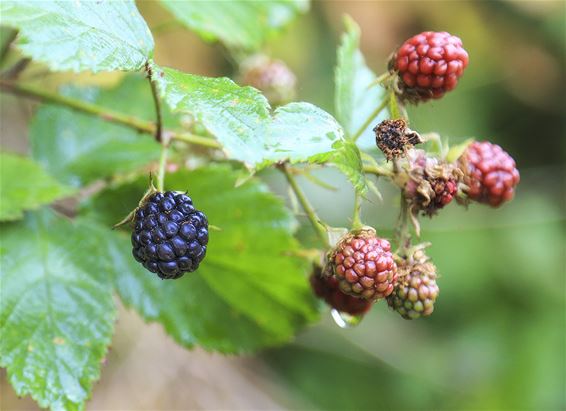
[1,1,564,410]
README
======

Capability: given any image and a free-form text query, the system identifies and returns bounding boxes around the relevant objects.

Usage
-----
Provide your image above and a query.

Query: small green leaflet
[0,0,153,72]
[152,63,367,193]
[30,76,161,187]
[0,211,116,411]
[160,0,308,51]
[80,165,319,353]
[0,152,75,221]
[334,15,387,150]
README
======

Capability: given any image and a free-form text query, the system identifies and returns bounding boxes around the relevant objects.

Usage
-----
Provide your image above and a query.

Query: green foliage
[0,0,153,73]
[30,76,160,187]
[0,211,116,411]
[152,63,366,192]
[0,152,75,221]
[160,0,308,51]
[334,16,387,150]
[80,165,319,353]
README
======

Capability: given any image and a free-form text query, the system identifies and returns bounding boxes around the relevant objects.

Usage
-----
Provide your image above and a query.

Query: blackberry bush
[131,191,208,279]
[0,4,524,410]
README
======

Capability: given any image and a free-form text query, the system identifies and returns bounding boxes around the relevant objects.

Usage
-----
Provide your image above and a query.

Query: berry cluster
[459,141,520,207]
[324,228,397,301]
[131,191,208,279]
[391,31,469,102]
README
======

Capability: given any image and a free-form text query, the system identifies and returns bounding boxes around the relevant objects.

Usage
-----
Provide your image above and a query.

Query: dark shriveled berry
[310,267,372,316]
[374,119,422,161]
[132,191,209,279]
[391,31,469,103]
[324,228,397,301]
[459,141,520,207]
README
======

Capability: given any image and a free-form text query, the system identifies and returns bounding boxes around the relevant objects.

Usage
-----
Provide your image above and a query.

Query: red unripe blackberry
[324,228,397,301]
[310,268,372,316]
[387,257,439,320]
[239,55,296,106]
[391,31,469,102]
[459,141,520,207]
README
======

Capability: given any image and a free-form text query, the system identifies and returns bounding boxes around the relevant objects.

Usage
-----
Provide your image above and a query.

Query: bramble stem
[0,79,222,149]
[147,64,163,143]
[351,192,363,230]
[280,165,330,248]
[351,95,390,142]
[157,145,168,192]
[362,164,394,177]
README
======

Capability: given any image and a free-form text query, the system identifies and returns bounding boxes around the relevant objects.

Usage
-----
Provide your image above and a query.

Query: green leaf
[0,210,116,411]
[334,16,387,150]
[80,164,319,353]
[30,75,160,187]
[159,0,308,51]
[0,152,75,221]
[0,0,153,73]
[310,140,367,194]
[152,64,366,191]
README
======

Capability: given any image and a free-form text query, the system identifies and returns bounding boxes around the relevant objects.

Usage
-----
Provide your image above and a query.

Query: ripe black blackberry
[131,191,208,279]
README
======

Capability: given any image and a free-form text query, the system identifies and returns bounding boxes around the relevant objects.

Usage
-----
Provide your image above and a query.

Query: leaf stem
[351,192,363,230]
[280,164,330,248]
[157,145,168,192]
[362,164,394,177]
[351,95,390,142]
[0,79,222,149]
[147,63,163,143]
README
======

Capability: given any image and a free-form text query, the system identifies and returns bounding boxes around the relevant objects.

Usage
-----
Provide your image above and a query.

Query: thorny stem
[0,79,222,149]
[280,164,330,248]
[147,62,163,143]
[157,145,168,192]
[351,95,390,142]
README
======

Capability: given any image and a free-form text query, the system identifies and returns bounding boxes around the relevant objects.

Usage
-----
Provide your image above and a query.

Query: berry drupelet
[391,31,469,102]
[459,141,520,207]
[131,191,208,279]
